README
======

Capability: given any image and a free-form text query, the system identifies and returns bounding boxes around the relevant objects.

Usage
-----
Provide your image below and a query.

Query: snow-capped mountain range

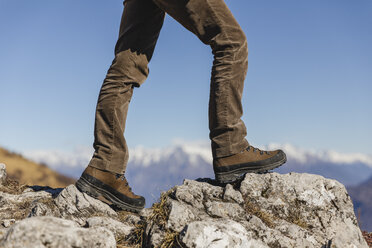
[23,142,372,206]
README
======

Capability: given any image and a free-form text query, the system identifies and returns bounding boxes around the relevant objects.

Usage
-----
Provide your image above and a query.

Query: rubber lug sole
[215,156,287,184]
[75,176,144,213]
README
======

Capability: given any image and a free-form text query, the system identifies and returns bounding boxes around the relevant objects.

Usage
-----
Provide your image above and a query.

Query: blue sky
[0,0,371,155]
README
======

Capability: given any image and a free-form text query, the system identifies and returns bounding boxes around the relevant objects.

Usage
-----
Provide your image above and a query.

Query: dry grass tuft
[147,190,184,247]
[116,237,135,248]
[11,201,32,220]
[244,196,309,230]
[160,230,184,248]
[116,245,136,248]
[244,200,277,228]
[0,177,28,195]
[116,220,146,248]
[362,231,372,248]
[149,190,172,228]
[285,200,309,229]
[285,209,309,229]
[117,210,129,221]
[37,197,57,211]
[132,221,146,247]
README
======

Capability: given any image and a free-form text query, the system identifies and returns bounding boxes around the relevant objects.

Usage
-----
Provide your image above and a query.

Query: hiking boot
[75,166,145,213]
[214,145,287,183]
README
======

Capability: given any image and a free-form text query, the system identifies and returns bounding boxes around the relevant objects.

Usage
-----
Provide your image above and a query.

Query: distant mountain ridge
[22,142,372,183]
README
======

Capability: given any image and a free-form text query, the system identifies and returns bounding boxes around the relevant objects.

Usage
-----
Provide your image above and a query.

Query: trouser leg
[153,0,249,158]
[88,0,165,174]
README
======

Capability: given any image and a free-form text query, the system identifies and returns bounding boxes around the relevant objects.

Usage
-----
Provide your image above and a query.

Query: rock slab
[145,173,368,248]
[0,216,116,248]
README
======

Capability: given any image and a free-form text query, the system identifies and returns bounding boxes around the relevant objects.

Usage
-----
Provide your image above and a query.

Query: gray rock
[0,187,54,221]
[0,163,6,185]
[174,179,224,209]
[86,216,134,240]
[32,185,118,225]
[166,200,196,232]
[0,216,116,248]
[0,228,5,243]
[223,184,244,204]
[1,219,15,228]
[146,224,164,248]
[29,201,57,217]
[145,173,368,248]
[28,185,119,226]
[204,200,246,221]
[1,190,52,203]
[239,172,368,248]
[180,220,268,248]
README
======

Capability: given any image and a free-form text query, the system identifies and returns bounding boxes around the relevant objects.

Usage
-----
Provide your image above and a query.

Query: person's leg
[76,0,165,212]
[152,0,286,183]
[152,0,249,158]
[88,0,165,175]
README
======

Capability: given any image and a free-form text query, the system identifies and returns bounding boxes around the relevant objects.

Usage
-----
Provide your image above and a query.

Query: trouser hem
[213,139,249,159]
[88,158,125,175]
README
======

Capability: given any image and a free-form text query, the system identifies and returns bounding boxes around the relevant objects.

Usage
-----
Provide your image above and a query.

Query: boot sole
[215,155,287,184]
[75,176,144,213]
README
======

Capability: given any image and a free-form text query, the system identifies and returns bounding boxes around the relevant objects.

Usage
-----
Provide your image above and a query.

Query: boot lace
[116,174,133,192]
[246,145,271,155]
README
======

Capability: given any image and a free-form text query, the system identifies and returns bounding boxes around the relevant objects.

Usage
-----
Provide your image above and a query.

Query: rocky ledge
[0,163,368,248]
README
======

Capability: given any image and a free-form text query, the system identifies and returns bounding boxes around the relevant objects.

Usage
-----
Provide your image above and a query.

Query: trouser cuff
[213,139,249,159]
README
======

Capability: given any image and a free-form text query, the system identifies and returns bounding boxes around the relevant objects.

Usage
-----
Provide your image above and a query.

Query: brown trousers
[89,0,249,174]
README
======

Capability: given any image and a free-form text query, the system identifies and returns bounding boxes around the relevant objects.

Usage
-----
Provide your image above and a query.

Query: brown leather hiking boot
[75,166,145,212]
[214,145,287,183]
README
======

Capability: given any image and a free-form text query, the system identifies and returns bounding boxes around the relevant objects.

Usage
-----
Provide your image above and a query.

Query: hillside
[348,176,372,231]
[0,147,75,188]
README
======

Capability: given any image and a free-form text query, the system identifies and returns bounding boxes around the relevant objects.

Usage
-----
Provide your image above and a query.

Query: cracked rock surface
[1,216,116,248]
[29,184,118,225]
[0,163,368,248]
[145,173,368,248]
[0,164,140,248]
